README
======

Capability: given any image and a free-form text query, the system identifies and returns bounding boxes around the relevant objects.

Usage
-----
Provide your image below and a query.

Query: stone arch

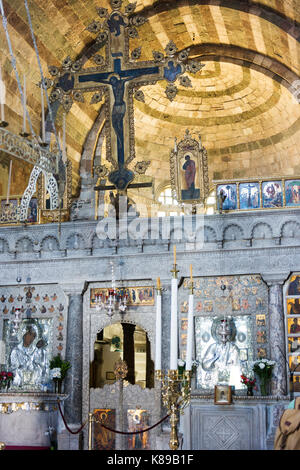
[90,314,155,361]
[251,222,273,239]
[141,0,300,44]
[223,223,244,241]
[190,44,298,93]
[90,317,155,389]
[204,225,217,243]
[194,225,217,243]
[281,220,300,239]
[15,236,34,253]
[66,233,86,250]
[41,235,60,252]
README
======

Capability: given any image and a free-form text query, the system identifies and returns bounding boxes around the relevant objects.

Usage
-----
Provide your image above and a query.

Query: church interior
[0,0,300,451]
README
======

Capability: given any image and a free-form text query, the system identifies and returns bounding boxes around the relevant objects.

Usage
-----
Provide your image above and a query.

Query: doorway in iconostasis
[90,322,154,389]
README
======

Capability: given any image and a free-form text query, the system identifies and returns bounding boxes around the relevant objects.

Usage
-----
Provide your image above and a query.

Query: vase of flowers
[49,354,71,394]
[50,368,62,393]
[0,371,13,391]
[177,359,186,377]
[252,359,275,396]
[240,374,256,396]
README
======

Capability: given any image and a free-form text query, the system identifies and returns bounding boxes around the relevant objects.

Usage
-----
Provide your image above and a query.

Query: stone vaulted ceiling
[1,0,300,198]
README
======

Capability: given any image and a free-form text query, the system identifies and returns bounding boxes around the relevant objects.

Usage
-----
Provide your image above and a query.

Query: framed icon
[170,129,209,204]
[214,385,232,405]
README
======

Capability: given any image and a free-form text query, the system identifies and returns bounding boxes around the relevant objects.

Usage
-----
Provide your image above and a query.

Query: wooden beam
[94,182,153,191]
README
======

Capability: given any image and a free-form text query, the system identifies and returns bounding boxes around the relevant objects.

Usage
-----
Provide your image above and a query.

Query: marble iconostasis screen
[179,275,269,390]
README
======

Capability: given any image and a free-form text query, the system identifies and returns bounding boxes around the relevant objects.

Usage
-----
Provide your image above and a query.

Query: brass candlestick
[170,264,179,279]
[88,412,94,450]
[156,369,191,450]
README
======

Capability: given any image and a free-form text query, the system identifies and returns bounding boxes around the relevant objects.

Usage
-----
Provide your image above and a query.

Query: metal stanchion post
[88,412,94,450]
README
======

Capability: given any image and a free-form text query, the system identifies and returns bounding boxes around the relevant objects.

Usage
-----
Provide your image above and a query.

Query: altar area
[0,209,299,450]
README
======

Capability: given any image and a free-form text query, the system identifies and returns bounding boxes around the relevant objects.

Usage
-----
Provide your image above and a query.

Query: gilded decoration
[113,359,128,380]
[38,159,72,224]
[170,129,209,205]
[0,127,58,175]
[90,286,154,307]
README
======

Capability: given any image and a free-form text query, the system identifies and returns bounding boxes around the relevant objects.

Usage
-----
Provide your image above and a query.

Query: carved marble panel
[190,404,266,450]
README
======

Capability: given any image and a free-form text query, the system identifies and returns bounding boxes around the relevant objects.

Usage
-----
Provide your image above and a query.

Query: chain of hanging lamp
[0,0,60,177]
[0,0,67,229]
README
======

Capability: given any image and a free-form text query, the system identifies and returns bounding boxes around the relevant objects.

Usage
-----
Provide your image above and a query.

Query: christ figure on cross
[78,58,160,189]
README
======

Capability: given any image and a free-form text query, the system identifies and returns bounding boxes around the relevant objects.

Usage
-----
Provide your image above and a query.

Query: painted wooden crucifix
[47,0,205,192]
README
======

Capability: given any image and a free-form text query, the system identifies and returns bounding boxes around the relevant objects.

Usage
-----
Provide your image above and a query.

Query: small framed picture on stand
[214,385,232,405]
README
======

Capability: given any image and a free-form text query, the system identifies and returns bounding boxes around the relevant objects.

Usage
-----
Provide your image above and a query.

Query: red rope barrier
[57,400,169,436]
[96,413,170,435]
[57,400,87,435]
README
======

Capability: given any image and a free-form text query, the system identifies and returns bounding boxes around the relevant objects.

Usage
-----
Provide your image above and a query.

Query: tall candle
[190,264,193,282]
[186,291,194,370]
[0,65,5,122]
[23,74,27,133]
[6,159,12,204]
[170,275,178,370]
[173,245,176,265]
[155,286,162,371]
[41,84,45,142]
[157,277,160,289]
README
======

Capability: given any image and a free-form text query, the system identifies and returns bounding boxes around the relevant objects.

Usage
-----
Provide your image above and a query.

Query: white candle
[186,292,194,371]
[6,159,12,204]
[170,276,178,370]
[155,284,162,371]
[0,65,5,122]
[23,74,27,133]
[41,84,45,142]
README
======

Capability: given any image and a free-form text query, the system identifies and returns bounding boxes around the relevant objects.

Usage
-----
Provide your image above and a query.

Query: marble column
[262,273,289,396]
[61,282,86,426]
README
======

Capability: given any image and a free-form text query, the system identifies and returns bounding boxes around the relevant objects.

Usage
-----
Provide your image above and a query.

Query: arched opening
[90,322,154,389]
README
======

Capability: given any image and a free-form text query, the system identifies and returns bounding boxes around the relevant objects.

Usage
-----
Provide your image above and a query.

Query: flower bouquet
[177,359,186,377]
[49,354,71,380]
[252,358,275,396]
[0,371,13,391]
[49,354,71,394]
[240,374,257,396]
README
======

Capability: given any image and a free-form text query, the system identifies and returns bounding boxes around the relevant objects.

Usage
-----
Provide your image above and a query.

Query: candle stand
[155,369,192,450]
